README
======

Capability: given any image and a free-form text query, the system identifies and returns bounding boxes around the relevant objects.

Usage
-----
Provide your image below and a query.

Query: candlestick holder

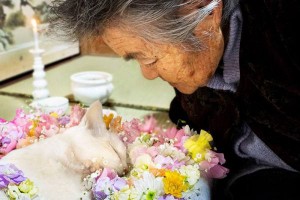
[30,48,50,100]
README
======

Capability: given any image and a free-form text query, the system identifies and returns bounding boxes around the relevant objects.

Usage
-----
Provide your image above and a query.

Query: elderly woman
[50,0,300,199]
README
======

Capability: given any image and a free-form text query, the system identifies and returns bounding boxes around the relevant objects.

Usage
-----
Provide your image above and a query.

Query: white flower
[179,164,200,186]
[183,125,192,136]
[158,143,187,162]
[111,185,132,200]
[7,185,21,199]
[132,171,164,200]
[134,154,155,170]
[82,170,100,191]
[182,178,211,200]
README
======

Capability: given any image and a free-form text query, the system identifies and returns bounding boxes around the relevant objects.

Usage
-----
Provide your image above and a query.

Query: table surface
[0,55,176,125]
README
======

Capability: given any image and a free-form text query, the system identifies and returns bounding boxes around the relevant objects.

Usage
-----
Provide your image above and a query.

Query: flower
[7,185,24,199]
[1,106,229,200]
[163,170,188,198]
[65,104,86,127]
[132,171,164,200]
[0,136,18,157]
[121,119,143,143]
[0,164,26,189]
[179,164,200,186]
[182,178,210,200]
[93,168,127,200]
[158,195,179,200]
[199,150,229,179]
[154,155,184,170]
[0,120,24,157]
[103,113,114,129]
[139,116,158,133]
[184,130,213,162]
[0,164,38,199]
[18,179,38,197]
[16,136,37,149]
[134,154,155,170]
[164,127,187,150]
[129,144,158,164]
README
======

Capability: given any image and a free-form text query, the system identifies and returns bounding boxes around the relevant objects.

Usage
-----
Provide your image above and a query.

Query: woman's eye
[141,58,157,66]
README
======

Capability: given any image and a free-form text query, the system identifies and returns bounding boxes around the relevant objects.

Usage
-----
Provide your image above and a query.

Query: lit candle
[31,19,39,50]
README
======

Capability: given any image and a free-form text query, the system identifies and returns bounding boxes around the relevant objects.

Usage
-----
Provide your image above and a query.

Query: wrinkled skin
[102,1,224,94]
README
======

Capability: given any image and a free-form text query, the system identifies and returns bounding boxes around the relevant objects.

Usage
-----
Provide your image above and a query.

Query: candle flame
[31,19,37,31]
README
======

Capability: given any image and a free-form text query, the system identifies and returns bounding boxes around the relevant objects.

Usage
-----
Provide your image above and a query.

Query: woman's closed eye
[140,58,157,66]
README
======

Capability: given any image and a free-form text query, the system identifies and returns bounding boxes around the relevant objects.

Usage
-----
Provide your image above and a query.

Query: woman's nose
[140,65,159,80]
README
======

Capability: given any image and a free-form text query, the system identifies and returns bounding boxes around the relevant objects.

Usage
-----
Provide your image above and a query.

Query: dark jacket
[169,0,300,171]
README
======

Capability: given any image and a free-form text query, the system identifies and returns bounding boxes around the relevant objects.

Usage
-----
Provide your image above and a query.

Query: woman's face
[102,3,224,94]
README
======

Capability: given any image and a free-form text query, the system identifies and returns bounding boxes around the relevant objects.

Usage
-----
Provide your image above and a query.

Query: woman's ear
[192,0,223,37]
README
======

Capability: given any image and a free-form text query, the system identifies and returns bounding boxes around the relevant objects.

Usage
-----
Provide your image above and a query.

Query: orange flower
[28,120,38,137]
[149,167,166,177]
[103,113,114,129]
[16,136,37,149]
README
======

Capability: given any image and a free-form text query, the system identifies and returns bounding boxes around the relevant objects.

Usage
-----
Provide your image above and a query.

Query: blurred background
[0,0,175,126]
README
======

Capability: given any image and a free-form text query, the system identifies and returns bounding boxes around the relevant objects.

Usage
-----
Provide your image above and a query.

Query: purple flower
[158,195,180,200]
[0,136,18,156]
[93,177,110,200]
[94,190,108,200]
[92,170,127,200]
[58,116,70,126]
[0,164,26,189]
[0,175,10,188]
[111,177,127,191]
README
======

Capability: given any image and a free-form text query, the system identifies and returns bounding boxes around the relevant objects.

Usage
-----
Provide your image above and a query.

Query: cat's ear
[80,100,108,137]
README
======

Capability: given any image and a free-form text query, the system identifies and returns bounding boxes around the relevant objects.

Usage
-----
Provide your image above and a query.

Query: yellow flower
[28,120,38,137]
[50,112,59,118]
[103,113,114,129]
[18,179,38,197]
[184,130,213,162]
[7,185,21,199]
[163,170,188,198]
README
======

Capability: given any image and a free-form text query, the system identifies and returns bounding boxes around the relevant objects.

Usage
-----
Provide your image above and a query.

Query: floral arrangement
[0,164,38,199]
[82,115,229,200]
[0,105,86,157]
[0,105,86,199]
[0,105,229,200]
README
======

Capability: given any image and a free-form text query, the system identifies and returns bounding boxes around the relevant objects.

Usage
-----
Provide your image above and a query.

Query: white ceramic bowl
[70,71,114,106]
[30,96,69,115]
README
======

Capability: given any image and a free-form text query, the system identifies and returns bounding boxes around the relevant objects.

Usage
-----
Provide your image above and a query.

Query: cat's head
[70,101,128,175]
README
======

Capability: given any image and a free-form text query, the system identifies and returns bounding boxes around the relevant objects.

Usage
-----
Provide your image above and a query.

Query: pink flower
[154,155,185,170]
[66,105,86,127]
[139,115,157,132]
[164,127,188,151]
[122,118,143,143]
[129,145,158,163]
[199,150,229,179]
[11,109,32,134]
[31,114,59,137]
[206,165,229,179]
[98,168,118,180]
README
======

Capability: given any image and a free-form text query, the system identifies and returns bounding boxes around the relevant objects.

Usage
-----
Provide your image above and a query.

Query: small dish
[70,71,114,106]
[30,96,69,115]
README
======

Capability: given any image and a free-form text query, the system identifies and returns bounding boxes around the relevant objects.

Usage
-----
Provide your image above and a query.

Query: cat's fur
[0,101,127,199]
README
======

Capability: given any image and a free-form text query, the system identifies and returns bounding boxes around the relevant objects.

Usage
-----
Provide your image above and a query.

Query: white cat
[0,101,128,199]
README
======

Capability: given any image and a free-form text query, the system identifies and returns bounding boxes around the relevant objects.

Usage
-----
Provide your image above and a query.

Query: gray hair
[49,0,239,50]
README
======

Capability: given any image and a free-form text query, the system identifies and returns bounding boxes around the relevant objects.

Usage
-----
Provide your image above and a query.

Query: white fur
[0,101,127,200]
